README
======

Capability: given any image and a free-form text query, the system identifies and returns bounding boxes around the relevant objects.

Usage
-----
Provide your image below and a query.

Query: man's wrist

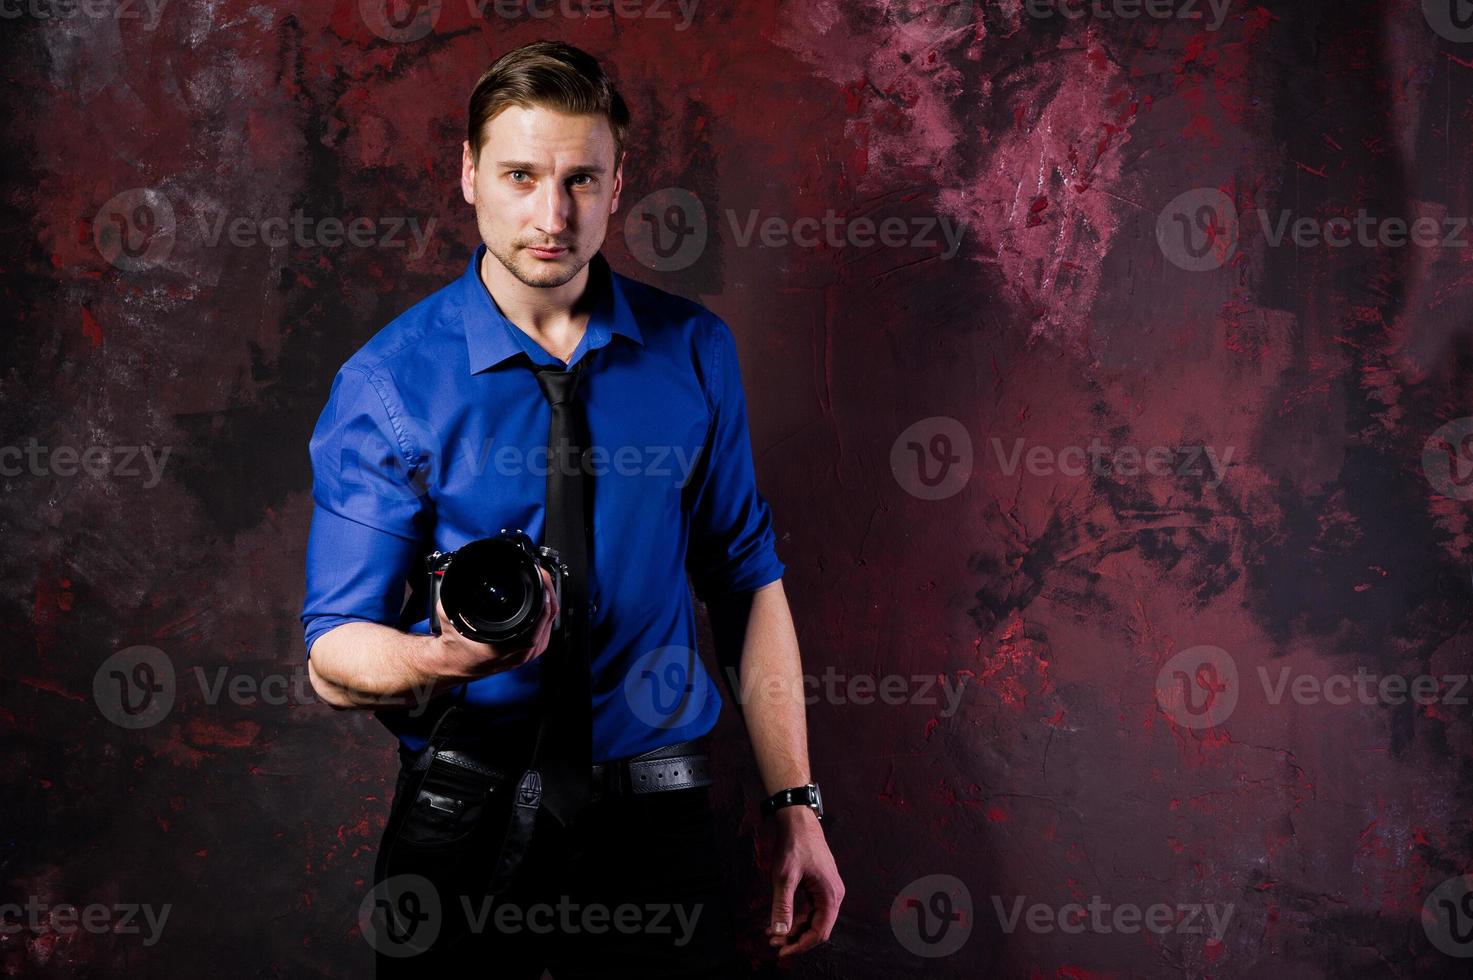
[404,633,468,699]
[774,804,821,830]
[761,782,824,820]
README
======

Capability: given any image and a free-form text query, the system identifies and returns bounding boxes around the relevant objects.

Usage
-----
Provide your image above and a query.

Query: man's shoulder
[612,266,746,411]
[612,265,732,347]
[336,275,463,382]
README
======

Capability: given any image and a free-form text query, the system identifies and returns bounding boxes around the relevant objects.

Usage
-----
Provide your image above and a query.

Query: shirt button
[589,600,598,615]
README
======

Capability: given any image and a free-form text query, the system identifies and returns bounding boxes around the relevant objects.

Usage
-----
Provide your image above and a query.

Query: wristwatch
[761,783,824,820]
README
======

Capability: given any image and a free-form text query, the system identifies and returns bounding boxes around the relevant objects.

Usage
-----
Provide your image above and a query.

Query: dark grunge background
[3,0,1473,976]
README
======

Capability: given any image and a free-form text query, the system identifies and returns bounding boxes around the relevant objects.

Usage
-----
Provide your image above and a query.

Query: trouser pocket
[376,751,514,902]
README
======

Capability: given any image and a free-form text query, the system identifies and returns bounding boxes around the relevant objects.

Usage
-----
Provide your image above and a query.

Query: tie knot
[534,362,584,407]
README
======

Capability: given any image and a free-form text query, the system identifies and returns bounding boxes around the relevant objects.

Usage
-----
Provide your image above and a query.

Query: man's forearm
[709,580,812,794]
[306,621,464,711]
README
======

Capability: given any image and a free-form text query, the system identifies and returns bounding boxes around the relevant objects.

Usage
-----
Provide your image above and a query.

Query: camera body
[426,529,565,648]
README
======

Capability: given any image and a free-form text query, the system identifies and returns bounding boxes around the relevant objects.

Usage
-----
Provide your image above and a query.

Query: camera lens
[467,563,529,622]
[438,535,545,645]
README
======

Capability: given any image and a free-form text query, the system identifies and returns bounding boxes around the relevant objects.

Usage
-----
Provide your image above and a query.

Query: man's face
[461,104,623,289]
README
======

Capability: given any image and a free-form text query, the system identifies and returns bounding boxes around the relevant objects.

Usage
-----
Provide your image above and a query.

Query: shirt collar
[459,244,644,374]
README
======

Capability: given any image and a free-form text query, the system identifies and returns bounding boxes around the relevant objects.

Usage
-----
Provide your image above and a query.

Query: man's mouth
[526,244,569,259]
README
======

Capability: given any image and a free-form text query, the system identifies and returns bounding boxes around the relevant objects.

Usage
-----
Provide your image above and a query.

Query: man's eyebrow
[495,160,607,175]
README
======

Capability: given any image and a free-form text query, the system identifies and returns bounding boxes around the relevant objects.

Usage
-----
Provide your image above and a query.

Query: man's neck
[480,250,597,365]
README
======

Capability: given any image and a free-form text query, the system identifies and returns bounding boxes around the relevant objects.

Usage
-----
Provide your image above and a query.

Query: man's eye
[569,175,593,187]
[509,171,529,183]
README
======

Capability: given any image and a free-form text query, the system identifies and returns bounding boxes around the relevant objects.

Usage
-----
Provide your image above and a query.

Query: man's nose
[535,183,571,237]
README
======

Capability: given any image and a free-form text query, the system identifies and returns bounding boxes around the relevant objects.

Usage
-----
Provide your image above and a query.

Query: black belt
[590,738,713,800]
[415,736,713,804]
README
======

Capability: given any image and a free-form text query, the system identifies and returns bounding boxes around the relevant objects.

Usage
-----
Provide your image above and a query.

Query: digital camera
[425,529,565,647]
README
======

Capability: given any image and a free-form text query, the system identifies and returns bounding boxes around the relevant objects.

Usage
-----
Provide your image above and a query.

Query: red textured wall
[5,0,1473,976]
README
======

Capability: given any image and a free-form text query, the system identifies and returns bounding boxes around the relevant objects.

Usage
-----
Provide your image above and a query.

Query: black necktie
[532,356,594,826]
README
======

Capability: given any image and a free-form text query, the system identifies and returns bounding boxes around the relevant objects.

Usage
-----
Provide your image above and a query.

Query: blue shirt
[300,246,785,760]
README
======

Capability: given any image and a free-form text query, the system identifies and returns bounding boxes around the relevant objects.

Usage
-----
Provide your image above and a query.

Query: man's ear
[461,140,477,205]
[609,150,625,213]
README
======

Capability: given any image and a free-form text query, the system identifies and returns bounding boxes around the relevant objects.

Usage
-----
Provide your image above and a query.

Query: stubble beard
[485,235,586,290]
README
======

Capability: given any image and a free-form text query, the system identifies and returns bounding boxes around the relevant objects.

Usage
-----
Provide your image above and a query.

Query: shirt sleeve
[683,317,786,603]
[300,365,430,657]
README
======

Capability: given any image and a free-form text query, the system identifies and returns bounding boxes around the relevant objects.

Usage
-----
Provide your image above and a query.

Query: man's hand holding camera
[427,564,560,682]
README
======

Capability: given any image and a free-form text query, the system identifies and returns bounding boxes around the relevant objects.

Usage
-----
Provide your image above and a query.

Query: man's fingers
[768,867,800,942]
[435,596,457,636]
[540,567,559,622]
[777,879,841,958]
[776,926,822,957]
[443,565,560,674]
[536,573,557,651]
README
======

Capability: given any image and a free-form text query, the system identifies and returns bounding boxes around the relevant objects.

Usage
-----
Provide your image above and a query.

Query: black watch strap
[761,783,823,819]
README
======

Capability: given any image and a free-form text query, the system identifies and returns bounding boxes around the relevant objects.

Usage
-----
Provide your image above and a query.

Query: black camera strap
[401,565,554,895]
[375,694,546,898]
[373,697,467,886]
[483,710,550,895]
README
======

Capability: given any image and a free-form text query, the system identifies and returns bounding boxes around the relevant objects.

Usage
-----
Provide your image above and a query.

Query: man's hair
[467,40,630,167]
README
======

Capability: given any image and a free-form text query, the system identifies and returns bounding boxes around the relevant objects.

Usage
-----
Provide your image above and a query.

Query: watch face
[811,783,824,817]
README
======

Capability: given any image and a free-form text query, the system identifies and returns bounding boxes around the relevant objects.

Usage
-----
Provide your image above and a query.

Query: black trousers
[372,750,749,979]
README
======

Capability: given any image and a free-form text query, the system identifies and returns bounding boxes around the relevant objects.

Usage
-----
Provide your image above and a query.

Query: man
[300,40,843,977]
